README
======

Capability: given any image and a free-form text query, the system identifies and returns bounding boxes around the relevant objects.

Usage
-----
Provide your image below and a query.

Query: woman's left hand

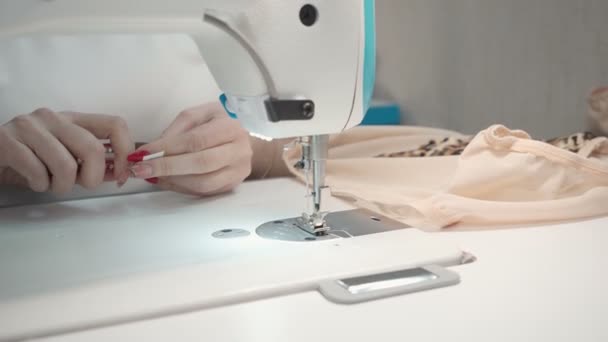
[129,102,253,196]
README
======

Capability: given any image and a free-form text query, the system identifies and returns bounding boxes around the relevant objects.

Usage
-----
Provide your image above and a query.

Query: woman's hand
[130,103,253,196]
[0,108,134,193]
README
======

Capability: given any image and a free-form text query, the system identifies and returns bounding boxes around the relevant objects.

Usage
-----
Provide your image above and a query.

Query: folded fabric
[284,125,608,231]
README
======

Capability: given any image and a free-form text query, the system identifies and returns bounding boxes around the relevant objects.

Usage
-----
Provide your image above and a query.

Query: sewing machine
[0,0,377,234]
[0,1,472,341]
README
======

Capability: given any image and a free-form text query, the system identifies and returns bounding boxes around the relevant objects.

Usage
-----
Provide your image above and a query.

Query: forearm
[249,136,293,179]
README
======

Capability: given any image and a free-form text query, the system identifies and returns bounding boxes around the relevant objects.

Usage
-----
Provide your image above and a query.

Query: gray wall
[374,0,608,138]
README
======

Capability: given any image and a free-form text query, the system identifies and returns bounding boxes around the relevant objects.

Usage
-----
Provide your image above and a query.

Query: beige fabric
[284,125,608,231]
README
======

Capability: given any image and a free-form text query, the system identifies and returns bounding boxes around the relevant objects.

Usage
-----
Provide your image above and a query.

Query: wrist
[248,137,273,179]
[250,137,293,179]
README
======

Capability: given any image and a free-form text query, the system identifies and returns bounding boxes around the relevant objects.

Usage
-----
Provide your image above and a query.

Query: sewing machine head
[0,0,376,235]
[196,1,377,231]
[0,0,375,139]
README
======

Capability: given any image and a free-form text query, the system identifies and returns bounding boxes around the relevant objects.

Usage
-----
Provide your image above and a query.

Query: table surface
[3,178,606,342]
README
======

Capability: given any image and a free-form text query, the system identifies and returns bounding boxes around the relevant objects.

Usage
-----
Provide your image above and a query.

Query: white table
[2,178,606,342]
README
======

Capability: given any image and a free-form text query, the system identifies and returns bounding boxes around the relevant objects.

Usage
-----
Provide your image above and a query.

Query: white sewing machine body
[0,179,466,341]
[0,0,375,139]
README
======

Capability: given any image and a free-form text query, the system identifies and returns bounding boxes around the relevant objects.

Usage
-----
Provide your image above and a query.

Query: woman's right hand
[0,108,134,194]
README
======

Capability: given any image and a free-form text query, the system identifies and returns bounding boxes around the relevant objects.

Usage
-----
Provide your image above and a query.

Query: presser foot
[297,211,330,236]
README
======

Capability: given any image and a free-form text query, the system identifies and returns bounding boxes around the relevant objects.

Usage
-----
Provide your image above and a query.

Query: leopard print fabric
[377,137,472,158]
[545,132,598,153]
[376,132,599,158]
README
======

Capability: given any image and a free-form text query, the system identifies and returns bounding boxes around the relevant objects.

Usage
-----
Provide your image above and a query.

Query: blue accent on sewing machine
[219,93,238,119]
[363,0,376,114]
[361,101,401,125]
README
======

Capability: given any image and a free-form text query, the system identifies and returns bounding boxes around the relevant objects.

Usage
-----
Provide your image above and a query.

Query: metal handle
[318,265,460,304]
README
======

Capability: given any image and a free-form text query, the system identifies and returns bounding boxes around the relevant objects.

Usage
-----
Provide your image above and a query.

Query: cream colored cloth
[284,125,608,231]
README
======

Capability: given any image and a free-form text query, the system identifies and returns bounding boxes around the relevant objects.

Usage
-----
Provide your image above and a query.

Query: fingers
[48,122,106,189]
[1,109,135,193]
[14,119,78,195]
[133,103,252,197]
[161,103,222,138]
[137,115,243,157]
[0,167,29,189]
[66,112,134,182]
[0,129,50,192]
[158,166,250,196]
[131,139,252,178]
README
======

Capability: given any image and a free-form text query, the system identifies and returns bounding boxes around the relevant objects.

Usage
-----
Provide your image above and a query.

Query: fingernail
[130,163,153,178]
[117,171,130,188]
[127,150,150,163]
[145,177,159,185]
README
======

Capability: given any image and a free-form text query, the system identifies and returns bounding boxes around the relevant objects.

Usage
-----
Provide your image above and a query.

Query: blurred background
[372,0,608,138]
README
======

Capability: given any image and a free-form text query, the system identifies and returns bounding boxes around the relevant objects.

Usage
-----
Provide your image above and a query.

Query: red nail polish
[127,150,150,162]
[145,177,159,184]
